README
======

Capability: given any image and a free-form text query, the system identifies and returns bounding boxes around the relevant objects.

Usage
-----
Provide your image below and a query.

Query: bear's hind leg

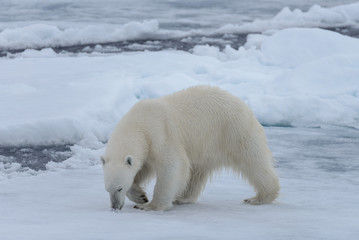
[242,161,279,204]
[237,152,280,204]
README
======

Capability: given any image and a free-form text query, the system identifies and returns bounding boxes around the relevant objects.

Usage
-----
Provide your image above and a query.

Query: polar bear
[101,86,280,211]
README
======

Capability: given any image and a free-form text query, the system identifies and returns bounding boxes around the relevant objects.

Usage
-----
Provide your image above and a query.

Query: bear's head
[101,154,137,210]
[101,121,149,210]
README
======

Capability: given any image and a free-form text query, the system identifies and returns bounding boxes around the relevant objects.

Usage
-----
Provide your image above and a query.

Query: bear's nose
[111,201,124,211]
[111,203,121,210]
[110,192,124,210]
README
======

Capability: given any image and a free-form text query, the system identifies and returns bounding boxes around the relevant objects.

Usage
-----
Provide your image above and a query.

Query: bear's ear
[100,156,106,165]
[125,155,133,166]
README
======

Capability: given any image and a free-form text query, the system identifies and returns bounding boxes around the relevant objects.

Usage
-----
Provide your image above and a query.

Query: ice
[1,27,359,147]
[0,54,138,145]
[0,20,161,51]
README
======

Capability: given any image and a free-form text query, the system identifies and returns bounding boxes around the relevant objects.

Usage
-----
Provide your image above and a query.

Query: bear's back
[128,86,259,138]
[161,86,262,162]
[162,86,254,127]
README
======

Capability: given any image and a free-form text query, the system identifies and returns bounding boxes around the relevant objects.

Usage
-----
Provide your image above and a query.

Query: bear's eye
[117,187,123,192]
[125,155,133,166]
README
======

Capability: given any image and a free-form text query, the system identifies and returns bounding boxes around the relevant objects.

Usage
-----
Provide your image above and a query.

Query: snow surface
[1,1,359,239]
[0,127,358,240]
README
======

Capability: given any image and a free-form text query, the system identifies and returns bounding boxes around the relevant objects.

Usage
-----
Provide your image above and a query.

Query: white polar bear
[101,86,280,211]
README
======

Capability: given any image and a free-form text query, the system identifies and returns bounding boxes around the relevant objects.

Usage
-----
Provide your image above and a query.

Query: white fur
[102,86,280,211]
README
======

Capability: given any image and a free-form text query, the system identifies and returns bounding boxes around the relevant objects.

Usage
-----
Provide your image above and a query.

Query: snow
[259,28,359,67]
[1,27,358,147]
[1,1,359,239]
[0,127,358,240]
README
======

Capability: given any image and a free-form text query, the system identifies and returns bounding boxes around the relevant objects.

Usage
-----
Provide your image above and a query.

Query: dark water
[2,26,359,57]
[1,32,248,57]
[0,145,72,171]
[1,127,358,176]
[1,0,357,28]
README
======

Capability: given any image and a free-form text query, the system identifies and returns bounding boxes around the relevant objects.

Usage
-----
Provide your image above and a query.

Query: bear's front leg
[134,152,190,211]
[127,162,154,205]
[126,184,148,204]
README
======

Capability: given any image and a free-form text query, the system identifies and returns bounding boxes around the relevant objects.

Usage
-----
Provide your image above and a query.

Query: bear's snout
[110,192,124,210]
